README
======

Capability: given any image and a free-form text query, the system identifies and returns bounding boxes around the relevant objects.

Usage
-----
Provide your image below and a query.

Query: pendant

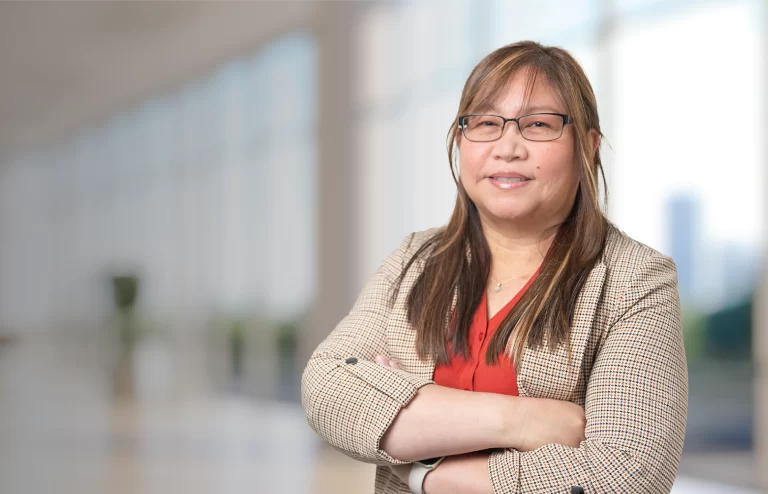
[494,283,502,292]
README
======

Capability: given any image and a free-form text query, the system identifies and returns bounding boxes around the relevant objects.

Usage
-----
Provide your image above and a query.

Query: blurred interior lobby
[0,1,766,493]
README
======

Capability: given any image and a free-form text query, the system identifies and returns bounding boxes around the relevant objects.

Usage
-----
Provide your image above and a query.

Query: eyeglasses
[458,113,572,142]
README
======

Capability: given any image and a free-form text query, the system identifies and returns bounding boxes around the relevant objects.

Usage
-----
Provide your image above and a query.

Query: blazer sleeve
[487,253,689,493]
[301,233,435,466]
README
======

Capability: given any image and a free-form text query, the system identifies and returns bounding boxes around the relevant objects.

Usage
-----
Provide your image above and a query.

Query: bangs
[463,60,570,117]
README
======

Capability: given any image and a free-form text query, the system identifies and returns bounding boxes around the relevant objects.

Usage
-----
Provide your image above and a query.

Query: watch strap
[407,457,445,494]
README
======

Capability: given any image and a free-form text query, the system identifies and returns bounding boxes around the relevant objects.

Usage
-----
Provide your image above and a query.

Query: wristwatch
[408,456,445,494]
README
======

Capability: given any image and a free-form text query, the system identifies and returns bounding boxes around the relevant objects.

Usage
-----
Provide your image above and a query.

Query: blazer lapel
[516,261,607,401]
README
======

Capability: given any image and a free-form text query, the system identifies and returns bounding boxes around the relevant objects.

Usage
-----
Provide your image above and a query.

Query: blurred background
[0,0,765,493]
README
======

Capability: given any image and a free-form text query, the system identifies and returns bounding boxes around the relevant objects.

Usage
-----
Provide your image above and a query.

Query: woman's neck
[482,221,557,281]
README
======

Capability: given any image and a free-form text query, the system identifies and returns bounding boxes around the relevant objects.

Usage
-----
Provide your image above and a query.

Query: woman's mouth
[488,176,531,189]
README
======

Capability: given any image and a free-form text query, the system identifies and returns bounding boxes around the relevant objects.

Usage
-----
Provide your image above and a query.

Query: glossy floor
[0,337,760,493]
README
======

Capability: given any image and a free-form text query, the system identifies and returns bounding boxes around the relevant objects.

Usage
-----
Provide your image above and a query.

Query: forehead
[474,69,565,115]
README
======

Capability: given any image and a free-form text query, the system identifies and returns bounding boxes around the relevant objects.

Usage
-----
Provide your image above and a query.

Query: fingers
[374,354,400,369]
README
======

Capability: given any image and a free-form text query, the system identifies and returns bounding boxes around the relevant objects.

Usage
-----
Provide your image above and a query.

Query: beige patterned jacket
[301,224,688,493]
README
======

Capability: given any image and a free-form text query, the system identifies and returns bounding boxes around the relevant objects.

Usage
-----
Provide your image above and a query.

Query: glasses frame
[458,113,573,142]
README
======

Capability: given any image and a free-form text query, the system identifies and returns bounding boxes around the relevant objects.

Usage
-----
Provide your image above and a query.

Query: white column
[756,2,768,489]
[757,268,767,489]
[300,1,368,364]
[597,0,616,212]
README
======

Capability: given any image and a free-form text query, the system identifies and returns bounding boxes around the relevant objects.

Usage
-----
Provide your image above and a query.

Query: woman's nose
[493,122,528,161]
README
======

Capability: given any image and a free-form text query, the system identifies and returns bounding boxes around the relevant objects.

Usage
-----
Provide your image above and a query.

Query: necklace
[491,265,539,292]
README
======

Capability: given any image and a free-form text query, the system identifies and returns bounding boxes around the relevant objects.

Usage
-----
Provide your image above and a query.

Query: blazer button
[345,357,358,364]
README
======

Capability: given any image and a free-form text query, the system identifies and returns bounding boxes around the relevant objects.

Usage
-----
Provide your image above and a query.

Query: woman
[302,41,687,493]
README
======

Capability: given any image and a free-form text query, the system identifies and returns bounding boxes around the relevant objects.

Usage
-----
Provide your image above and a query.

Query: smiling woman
[302,41,687,494]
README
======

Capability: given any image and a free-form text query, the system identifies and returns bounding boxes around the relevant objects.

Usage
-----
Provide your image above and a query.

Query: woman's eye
[527,121,552,129]
[473,117,502,128]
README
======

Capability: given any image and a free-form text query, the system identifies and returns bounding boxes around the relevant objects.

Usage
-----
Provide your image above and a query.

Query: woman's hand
[513,397,586,451]
[374,354,400,370]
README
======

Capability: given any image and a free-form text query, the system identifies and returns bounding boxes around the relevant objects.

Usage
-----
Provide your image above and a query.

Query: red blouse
[432,272,538,396]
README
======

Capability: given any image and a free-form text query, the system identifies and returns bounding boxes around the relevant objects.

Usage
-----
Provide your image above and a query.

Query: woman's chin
[480,206,533,224]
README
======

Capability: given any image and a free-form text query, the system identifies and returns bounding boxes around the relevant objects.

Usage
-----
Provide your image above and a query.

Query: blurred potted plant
[276,320,298,361]
[112,274,140,352]
[111,273,140,397]
[228,318,246,379]
[275,319,299,401]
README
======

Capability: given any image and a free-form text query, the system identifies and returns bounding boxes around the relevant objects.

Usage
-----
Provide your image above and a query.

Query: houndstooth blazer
[301,223,688,493]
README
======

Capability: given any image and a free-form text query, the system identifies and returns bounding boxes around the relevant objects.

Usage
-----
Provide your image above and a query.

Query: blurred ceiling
[0,0,316,162]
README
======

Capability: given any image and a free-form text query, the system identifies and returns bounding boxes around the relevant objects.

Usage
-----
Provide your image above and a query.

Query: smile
[488,176,531,189]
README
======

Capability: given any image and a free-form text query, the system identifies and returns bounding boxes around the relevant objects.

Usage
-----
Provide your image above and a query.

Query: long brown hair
[395,41,608,369]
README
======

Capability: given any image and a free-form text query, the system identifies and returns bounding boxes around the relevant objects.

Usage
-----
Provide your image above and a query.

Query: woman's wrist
[422,469,435,494]
[422,453,493,493]
[421,459,445,493]
[496,394,527,450]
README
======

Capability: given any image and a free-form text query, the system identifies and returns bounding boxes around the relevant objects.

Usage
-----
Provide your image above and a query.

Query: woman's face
[458,70,582,232]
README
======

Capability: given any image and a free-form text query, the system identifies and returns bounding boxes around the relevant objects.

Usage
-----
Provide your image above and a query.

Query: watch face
[418,457,442,466]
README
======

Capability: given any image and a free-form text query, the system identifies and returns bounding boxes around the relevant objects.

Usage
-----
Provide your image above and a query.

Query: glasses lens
[463,115,504,141]
[518,114,564,141]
